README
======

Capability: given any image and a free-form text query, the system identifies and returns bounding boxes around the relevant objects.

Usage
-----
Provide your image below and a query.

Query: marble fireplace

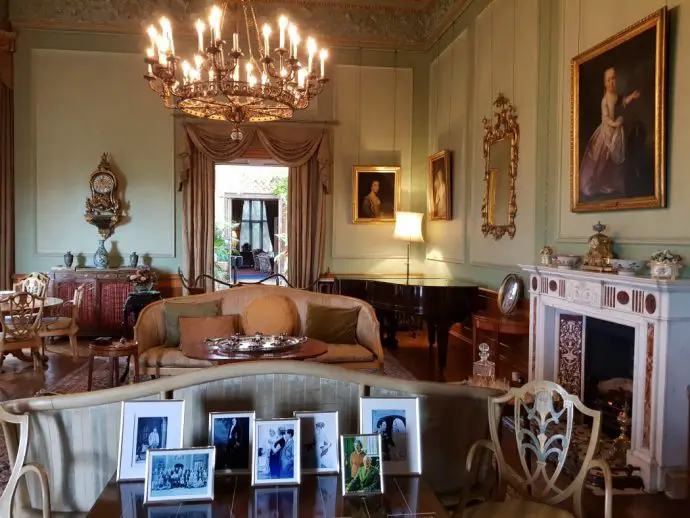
[521,265,690,492]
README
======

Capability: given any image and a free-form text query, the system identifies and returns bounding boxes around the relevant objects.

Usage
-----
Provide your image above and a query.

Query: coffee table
[183,337,329,364]
[87,474,450,517]
[87,339,140,391]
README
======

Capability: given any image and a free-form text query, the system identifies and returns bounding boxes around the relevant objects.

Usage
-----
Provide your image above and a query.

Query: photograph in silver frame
[340,434,384,496]
[294,410,340,474]
[359,396,422,475]
[144,446,215,504]
[253,487,299,518]
[208,411,255,474]
[117,400,185,481]
[252,418,301,486]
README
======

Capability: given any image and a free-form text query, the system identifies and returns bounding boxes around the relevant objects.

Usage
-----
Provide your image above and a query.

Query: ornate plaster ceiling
[8,0,473,50]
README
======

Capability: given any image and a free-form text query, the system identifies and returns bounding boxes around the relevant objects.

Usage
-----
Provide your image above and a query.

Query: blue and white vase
[63,251,74,268]
[129,251,139,268]
[94,240,109,269]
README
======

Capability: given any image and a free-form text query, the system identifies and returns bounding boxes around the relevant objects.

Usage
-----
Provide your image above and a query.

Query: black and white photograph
[209,411,254,474]
[360,396,421,475]
[252,418,301,486]
[117,400,185,481]
[144,447,215,504]
[253,487,299,518]
[341,434,384,496]
[119,482,144,518]
[313,476,338,517]
[147,503,212,518]
[294,411,339,474]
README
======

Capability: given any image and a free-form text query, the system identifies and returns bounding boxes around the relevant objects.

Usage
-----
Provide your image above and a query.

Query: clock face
[92,173,115,194]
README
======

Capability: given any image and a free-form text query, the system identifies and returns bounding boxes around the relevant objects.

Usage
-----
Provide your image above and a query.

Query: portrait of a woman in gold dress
[352,166,400,223]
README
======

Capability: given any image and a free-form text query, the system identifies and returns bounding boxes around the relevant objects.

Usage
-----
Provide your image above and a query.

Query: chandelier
[143,0,329,140]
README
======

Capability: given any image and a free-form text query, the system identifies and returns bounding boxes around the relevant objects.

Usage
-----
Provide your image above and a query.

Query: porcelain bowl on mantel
[554,254,580,270]
[610,259,643,277]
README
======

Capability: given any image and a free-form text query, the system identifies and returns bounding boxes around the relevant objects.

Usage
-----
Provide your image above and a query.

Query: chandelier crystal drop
[143,0,329,140]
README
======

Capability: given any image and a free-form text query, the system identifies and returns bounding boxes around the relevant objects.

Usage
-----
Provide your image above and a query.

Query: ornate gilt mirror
[481,93,519,239]
[84,153,122,239]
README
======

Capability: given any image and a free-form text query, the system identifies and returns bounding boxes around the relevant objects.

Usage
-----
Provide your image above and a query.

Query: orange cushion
[241,295,296,335]
[178,315,238,351]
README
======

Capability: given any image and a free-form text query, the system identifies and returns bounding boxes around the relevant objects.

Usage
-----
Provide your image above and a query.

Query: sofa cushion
[315,344,375,364]
[164,300,220,346]
[304,303,359,344]
[140,345,215,368]
[241,295,296,335]
[178,315,238,351]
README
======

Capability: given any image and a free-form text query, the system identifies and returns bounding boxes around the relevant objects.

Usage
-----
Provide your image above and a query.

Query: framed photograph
[428,150,452,220]
[352,166,401,223]
[359,396,421,475]
[147,503,212,518]
[119,482,144,518]
[253,487,299,518]
[144,446,215,504]
[252,418,301,486]
[294,411,339,474]
[340,434,384,496]
[571,7,667,212]
[209,411,255,474]
[117,400,185,481]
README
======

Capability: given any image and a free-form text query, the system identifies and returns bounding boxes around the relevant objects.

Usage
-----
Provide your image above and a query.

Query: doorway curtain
[181,123,331,290]
[0,31,15,290]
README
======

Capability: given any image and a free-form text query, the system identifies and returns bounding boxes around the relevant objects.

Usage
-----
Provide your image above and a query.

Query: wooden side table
[472,309,529,374]
[87,340,140,391]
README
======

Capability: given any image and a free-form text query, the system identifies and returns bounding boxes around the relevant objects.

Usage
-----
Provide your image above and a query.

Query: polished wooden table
[87,339,140,391]
[0,295,63,311]
[87,474,450,517]
[183,338,329,365]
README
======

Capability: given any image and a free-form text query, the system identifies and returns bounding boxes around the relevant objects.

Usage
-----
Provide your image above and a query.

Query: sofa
[0,361,497,516]
[133,284,384,376]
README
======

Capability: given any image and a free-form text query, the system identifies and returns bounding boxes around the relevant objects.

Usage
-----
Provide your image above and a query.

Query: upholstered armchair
[0,293,45,372]
[461,380,613,518]
[39,284,86,358]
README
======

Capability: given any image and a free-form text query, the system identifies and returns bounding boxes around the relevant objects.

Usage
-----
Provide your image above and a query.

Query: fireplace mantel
[520,264,690,493]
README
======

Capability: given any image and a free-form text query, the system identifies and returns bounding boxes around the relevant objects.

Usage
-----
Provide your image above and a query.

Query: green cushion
[164,300,220,346]
[304,303,359,344]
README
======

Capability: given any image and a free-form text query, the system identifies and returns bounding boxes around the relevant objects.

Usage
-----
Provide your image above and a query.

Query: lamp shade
[393,212,425,243]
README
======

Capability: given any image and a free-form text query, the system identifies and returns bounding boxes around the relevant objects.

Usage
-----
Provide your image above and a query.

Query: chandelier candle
[143,0,329,139]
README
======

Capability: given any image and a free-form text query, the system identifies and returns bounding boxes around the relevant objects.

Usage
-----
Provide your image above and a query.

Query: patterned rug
[0,351,414,493]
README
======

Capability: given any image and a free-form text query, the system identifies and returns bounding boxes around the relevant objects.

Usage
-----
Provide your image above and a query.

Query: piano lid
[338,276,477,288]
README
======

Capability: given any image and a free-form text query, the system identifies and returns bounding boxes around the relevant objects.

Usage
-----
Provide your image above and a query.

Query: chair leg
[69,333,78,359]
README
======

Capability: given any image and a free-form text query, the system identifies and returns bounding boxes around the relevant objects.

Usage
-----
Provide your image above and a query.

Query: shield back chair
[0,293,45,372]
[39,284,86,358]
[13,272,50,298]
[462,380,613,518]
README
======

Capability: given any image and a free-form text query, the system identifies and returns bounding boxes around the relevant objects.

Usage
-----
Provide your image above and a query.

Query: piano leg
[377,309,399,349]
[428,319,452,375]
[426,320,437,351]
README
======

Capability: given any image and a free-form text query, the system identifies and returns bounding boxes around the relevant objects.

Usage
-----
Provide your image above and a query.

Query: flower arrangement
[650,249,682,264]
[129,266,157,289]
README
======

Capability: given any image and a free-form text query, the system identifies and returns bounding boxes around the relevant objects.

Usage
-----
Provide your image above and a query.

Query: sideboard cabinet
[48,267,136,336]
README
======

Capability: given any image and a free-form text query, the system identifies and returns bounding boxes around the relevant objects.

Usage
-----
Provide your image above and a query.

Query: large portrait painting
[571,7,666,212]
[427,150,452,221]
[352,166,400,224]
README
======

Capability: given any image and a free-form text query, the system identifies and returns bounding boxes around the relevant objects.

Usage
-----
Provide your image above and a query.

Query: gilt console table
[48,267,137,336]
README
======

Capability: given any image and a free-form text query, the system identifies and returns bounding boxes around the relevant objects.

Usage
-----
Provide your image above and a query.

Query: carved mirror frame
[481,93,520,240]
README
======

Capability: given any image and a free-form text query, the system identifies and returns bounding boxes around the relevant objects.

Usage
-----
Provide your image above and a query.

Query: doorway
[214,162,288,287]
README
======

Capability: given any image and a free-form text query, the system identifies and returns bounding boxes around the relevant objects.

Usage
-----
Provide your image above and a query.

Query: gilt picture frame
[571,7,667,212]
[427,150,452,221]
[352,166,401,224]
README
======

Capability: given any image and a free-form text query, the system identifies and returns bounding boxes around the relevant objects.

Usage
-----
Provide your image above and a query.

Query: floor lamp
[393,212,425,284]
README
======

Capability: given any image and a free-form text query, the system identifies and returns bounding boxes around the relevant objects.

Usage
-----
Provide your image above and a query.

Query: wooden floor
[0,335,687,517]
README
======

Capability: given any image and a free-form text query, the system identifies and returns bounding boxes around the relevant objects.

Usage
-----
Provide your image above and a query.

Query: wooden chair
[461,380,612,518]
[13,272,50,298]
[0,293,45,372]
[39,284,86,358]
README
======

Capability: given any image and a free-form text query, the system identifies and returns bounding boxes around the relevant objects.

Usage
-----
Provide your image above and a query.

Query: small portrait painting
[253,487,299,518]
[144,447,215,504]
[253,419,301,486]
[340,434,384,496]
[571,8,666,212]
[352,166,400,223]
[294,411,339,474]
[428,150,452,220]
[209,411,254,474]
[360,397,422,475]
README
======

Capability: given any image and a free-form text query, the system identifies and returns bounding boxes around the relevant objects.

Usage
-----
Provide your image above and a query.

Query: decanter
[472,343,495,386]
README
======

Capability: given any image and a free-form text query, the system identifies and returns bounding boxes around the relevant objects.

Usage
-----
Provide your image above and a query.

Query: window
[236,198,277,252]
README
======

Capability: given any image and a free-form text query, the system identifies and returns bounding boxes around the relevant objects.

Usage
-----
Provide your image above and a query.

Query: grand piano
[336,277,479,373]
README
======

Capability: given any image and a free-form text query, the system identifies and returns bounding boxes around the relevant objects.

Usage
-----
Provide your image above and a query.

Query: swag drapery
[0,31,15,290]
[181,123,331,290]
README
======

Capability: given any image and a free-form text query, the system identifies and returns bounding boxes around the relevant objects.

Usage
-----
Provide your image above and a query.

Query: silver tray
[205,333,308,355]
